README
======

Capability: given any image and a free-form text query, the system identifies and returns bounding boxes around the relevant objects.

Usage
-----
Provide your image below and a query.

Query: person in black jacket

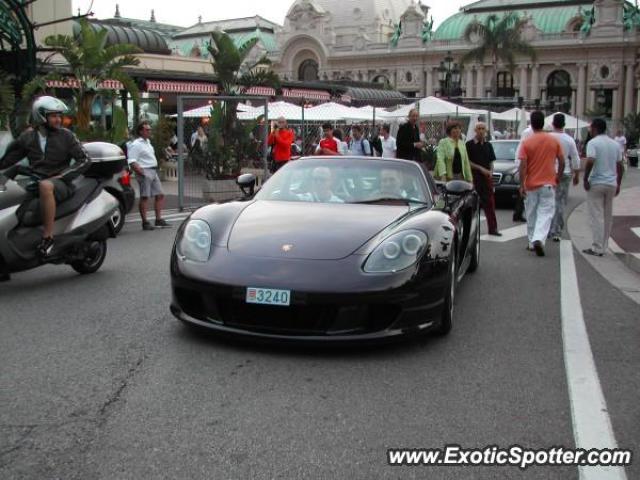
[0,96,89,257]
[395,108,424,161]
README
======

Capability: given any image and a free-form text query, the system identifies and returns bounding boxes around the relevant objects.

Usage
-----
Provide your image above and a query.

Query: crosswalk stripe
[480,223,528,242]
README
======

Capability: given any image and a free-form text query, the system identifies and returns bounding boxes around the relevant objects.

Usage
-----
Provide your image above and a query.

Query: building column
[520,65,528,100]
[530,64,539,102]
[624,64,635,118]
[465,68,474,98]
[589,89,596,111]
[476,65,484,98]
[426,68,434,97]
[571,90,577,115]
[611,89,620,128]
[576,63,586,117]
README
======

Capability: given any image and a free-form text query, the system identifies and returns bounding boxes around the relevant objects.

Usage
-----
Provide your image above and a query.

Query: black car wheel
[468,209,480,273]
[111,203,126,235]
[435,246,456,336]
[71,240,107,274]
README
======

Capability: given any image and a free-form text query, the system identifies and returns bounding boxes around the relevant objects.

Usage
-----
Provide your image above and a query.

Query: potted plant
[0,69,15,157]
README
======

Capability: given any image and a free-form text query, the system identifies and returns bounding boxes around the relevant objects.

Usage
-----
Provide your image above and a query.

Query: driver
[377,168,407,198]
[297,167,343,203]
[0,96,89,257]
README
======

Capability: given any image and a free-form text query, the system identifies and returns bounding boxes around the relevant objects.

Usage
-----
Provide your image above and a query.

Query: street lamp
[437,51,461,98]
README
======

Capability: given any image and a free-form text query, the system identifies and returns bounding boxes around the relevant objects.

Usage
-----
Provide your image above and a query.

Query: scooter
[0,142,124,281]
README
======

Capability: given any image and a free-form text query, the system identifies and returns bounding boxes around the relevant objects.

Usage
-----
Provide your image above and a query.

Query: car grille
[174,287,401,336]
[492,173,503,185]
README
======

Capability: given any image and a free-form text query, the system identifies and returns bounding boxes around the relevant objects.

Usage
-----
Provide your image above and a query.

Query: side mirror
[444,180,473,196]
[237,173,256,198]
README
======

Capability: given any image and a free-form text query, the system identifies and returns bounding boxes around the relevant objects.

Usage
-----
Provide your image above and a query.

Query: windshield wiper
[352,197,430,206]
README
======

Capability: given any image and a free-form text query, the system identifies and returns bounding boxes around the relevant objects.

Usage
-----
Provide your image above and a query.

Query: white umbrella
[172,102,256,118]
[237,101,304,121]
[383,96,478,118]
[493,108,531,122]
[545,112,590,130]
[303,102,370,121]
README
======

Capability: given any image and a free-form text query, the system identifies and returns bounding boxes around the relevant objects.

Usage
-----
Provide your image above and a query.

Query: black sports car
[170,156,480,343]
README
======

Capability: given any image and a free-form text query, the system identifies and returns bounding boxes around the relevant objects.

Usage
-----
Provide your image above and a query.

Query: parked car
[170,156,481,343]
[491,140,521,203]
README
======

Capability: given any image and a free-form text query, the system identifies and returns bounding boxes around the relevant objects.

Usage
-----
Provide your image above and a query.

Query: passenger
[377,168,407,198]
[298,167,343,203]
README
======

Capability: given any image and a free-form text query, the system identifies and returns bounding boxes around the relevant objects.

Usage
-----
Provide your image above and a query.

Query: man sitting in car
[376,168,407,198]
[297,167,343,203]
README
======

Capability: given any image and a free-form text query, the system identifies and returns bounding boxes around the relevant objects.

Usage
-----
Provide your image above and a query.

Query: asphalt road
[1,187,638,479]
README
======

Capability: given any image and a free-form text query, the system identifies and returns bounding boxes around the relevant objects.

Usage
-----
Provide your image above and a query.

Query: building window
[298,59,319,82]
[406,71,412,83]
[496,72,514,97]
[373,75,390,87]
[547,70,572,112]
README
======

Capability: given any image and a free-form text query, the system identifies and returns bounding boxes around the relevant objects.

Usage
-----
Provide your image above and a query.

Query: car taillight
[119,170,131,186]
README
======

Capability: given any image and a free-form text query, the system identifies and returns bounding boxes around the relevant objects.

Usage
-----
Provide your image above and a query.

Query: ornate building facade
[272,0,640,125]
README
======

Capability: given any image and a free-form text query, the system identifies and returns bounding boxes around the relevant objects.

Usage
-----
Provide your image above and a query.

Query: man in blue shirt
[348,125,371,156]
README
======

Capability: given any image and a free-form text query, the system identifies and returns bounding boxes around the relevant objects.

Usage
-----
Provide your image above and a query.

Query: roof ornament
[115,4,121,18]
[198,15,202,24]
[390,21,403,48]
[623,0,640,31]
[578,6,595,37]
[150,9,156,23]
[421,15,434,44]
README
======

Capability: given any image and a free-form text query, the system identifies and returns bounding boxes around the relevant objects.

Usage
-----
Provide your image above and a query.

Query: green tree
[462,13,536,97]
[205,31,279,178]
[0,69,15,131]
[23,18,141,133]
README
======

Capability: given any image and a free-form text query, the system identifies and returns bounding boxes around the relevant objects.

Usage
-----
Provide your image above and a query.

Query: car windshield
[255,157,432,207]
[492,141,519,161]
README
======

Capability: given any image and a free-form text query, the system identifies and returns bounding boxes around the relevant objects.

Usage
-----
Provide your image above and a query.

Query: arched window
[547,70,572,112]
[496,72,514,97]
[298,59,319,81]
[372,75,390,87]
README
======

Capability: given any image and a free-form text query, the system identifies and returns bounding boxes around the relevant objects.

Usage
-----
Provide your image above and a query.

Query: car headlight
[178,219,212,262]
[364,230,428,273]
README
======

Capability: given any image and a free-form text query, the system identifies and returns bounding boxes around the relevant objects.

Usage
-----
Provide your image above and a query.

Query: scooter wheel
[71,240,107,274]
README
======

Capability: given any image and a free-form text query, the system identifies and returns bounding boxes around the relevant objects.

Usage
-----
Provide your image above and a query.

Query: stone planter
[202,178,239,203]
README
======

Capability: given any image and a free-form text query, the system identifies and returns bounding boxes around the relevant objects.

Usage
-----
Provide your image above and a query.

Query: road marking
[480,223,528,242]
[631,227,640,239]
[125,212,190,224]
[560,240,627,480]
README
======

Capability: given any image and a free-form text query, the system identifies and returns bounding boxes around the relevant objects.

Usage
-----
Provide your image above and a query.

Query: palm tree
[462,12,536,97]
[23,18,141,131]
[0,69,15,132]
[205,30,280,177]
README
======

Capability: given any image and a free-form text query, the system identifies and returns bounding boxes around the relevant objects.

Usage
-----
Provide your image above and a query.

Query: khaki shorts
[137,168,164,198]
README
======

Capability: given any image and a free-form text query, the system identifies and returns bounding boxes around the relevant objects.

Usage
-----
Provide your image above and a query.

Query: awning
[284,88,331,101]
[146,80,218,94]
[46,79,124,90]
[244,86,275,96]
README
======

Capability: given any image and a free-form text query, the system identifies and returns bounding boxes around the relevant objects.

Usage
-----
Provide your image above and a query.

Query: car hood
[493,160,518,174]
[227,200,410,260]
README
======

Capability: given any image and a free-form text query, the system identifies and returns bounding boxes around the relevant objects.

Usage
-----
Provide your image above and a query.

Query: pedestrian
[332,128,349,155]
[348,125,372,156]
[513,125,534,222]
[128,121,171,231]
[613,129,627,163]
[379,124,397,158]
[315,123,340,156]
[435,121,472,182]
[268,116,295,172]
[396,108,423,161]
[189,125,208,173]
[518,111,565,256]
[548,114,581,242]
[582,118,624,256]
[466,122,501,236]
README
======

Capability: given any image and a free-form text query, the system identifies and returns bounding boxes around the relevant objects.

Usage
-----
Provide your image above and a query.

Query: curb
[567,201,640,305]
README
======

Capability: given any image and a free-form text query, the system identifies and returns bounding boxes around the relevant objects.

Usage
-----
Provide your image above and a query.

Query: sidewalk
[568,167,640,304]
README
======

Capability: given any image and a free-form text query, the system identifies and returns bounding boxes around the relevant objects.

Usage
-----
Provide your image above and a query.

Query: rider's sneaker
[142,221,155,231]
[37,236,54,258]
[154,219,172,228]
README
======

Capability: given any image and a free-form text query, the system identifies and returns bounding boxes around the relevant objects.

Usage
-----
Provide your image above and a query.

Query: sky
[71,0,468,29]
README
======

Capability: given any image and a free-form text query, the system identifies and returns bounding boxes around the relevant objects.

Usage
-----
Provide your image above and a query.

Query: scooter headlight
[178,219,212,262]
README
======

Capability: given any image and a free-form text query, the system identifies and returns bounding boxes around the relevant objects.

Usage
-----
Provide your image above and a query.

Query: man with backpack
[348,125,372,156]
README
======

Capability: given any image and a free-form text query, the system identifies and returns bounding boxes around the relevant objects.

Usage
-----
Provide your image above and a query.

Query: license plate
[246,287,291,306]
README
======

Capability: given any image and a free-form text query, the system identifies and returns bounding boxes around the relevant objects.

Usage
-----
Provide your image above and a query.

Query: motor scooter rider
[0,96,89,257]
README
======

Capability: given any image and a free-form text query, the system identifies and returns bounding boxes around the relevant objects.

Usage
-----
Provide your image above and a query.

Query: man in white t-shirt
[379,124,397,158]
[582,119,624,256]
[614,129,627,159]
[548,114,581,241]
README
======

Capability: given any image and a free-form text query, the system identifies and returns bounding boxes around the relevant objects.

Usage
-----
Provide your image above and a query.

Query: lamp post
[437,51,461,98]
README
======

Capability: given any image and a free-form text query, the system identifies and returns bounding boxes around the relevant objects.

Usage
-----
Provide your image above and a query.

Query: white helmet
[32,96,68,126]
